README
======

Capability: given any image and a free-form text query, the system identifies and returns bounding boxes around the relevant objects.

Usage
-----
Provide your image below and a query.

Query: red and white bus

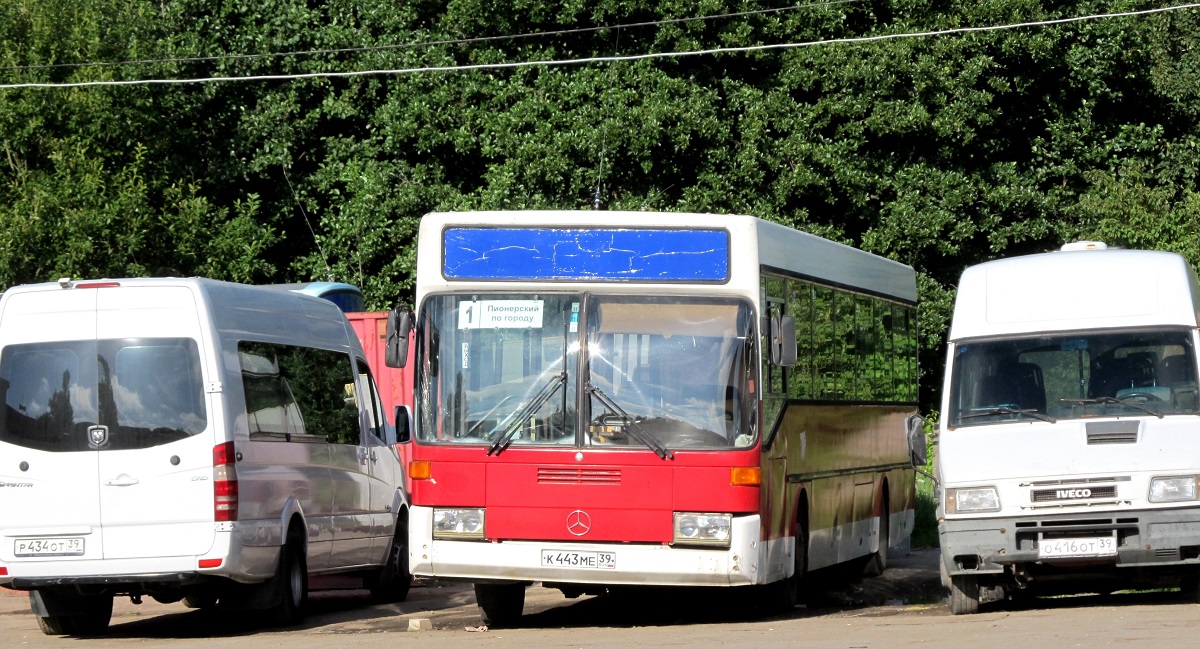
[386,210,925,624]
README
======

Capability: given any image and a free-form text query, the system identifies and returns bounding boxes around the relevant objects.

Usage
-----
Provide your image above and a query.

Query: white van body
[0,278,410,634]
[938,244,1200,613]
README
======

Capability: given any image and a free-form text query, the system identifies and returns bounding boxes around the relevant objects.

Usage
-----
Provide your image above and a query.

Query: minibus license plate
[14,537,85,557]
[541,550,616,569]
[1038,536,1117,559]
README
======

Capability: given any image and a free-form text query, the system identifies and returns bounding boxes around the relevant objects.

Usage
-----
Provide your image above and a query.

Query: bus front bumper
[410,508,763,587]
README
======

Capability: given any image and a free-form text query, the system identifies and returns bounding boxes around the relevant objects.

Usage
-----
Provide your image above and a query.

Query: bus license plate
[541,550,616,570]
[14,537,85,557]
[1038,536,1117,559]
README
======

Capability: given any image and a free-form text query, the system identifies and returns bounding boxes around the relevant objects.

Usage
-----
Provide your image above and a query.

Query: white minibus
[939,242,1200,613]
[0,277,410,634]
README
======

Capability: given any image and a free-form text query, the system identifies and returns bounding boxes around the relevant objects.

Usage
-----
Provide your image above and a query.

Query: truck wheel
[369,520,412,603]
[949,574,980,615]
[474,582,525,627]
[31,589,113,636]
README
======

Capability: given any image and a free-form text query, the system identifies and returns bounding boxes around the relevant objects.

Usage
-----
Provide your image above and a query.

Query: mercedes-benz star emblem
[566,510,592,536]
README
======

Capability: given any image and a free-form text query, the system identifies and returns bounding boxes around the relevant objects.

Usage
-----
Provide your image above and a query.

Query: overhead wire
[0,2,1196,90]
[5,1,863,72]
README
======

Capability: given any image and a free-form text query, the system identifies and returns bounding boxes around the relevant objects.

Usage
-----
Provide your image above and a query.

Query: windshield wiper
[1059,396,1164,419]
[487,373,567,455]
[959,406,1057,424]
[586,384,674,460]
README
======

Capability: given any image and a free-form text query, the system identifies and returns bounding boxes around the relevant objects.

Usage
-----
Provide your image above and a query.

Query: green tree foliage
[1,0,1198,411]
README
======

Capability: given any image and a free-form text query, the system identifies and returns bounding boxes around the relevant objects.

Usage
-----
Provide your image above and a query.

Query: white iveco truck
[938,242,1200,613]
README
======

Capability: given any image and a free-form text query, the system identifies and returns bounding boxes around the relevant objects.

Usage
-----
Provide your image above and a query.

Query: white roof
[949,247,1200,340]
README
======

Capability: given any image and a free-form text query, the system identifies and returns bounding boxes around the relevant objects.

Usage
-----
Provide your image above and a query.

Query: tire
[182,590,219,609]
[369,520,412,603]
[474,582,525,627]
[949,574,980,615]
[863,489,890,577]
[1180,570,1200,602]
[268,532,308,627]
[763,503,809,613]
[32,590,113,636]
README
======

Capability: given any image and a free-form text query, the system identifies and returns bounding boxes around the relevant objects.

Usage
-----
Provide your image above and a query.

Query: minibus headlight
[432,508,485,539]
[1149,476,1198,503]
[673,513,732,547]
[946,487,1001,514]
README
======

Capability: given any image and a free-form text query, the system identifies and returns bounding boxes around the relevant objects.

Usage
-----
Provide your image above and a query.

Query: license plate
[14,537,85,557]
[541,550,616,570]
[1038,535,1117,559]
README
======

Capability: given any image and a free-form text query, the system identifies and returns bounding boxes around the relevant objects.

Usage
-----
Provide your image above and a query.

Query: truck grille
[1031,485,1117,502]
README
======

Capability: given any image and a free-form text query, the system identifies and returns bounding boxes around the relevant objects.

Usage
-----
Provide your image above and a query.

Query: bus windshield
[948,329,1200,427]
[415,293,757,451]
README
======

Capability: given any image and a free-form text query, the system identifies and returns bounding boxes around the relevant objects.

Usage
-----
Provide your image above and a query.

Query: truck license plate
[1038,536,1117,559]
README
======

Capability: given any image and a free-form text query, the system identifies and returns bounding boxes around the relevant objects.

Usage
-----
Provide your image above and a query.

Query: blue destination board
[443,227,730,282]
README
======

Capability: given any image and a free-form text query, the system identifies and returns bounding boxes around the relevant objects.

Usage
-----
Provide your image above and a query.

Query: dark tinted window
[0,339,207,452]
[239,342,360,445]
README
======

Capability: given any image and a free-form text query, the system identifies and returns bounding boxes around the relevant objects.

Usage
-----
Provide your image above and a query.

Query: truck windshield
[414,293,757,450]
[948,329,1199,428]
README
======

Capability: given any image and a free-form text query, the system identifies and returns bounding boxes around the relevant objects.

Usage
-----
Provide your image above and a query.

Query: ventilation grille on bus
[1086,421,1140,445]
[537,467,621,485]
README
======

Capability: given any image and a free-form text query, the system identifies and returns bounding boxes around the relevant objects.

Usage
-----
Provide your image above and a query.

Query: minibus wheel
[31,589,113,636]
[369,520,412,603]
[268,529,308,626]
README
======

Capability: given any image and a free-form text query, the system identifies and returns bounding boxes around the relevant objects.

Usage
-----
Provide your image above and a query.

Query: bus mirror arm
[385,309,413,368]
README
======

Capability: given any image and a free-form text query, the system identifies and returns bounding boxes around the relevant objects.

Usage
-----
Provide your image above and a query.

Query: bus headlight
[432,508,486,539]
[946,487,1000,514]
[673,513,732,547]
[1149,476,1198,503]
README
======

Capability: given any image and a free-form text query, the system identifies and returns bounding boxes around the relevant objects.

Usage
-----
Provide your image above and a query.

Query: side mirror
[394,405,412,444]
[906,414,928,468]
[769,314,797,367]
[384,309,412,368]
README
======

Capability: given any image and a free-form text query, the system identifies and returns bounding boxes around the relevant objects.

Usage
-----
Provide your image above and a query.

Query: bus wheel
[31,589,113,636]
[474,582,525,627]
[948,575,980,615]
[863,487,890,577]
[764,506,809,613]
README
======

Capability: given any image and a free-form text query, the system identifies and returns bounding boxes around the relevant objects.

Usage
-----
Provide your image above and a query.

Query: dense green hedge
[2,0,1198,411]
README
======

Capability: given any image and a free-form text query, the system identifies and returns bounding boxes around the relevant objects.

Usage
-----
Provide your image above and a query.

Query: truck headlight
[1149,476,1198,503]
[432,508,485,539]
[673,513,732,547]
[946,487,1000,514]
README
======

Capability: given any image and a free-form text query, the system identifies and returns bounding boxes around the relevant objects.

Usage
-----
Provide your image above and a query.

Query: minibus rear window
[0,338,208,452]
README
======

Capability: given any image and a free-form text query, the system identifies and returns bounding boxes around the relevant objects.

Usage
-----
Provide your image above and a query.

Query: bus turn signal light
[730,467,761,486]
[409,460,432,481]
